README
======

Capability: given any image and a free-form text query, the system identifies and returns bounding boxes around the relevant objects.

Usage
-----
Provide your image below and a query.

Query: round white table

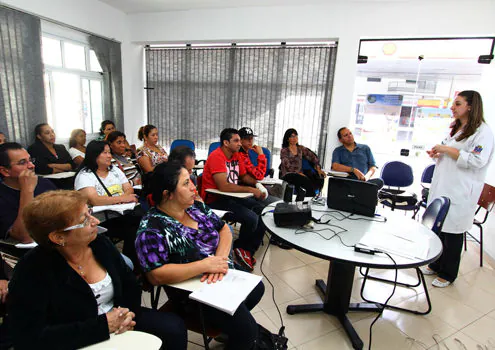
[262,202,442,350]
[81,331,162,350]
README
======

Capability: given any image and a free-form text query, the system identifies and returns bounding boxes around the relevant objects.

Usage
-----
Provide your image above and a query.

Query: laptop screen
[327,177,379,217]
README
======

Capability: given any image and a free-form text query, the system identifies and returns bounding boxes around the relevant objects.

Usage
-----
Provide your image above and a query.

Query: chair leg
[464,231,467,251]
[479,225,483,267]
[198,303,210,350]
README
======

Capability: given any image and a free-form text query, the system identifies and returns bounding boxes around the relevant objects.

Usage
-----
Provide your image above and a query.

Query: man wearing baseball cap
[238,127,268,181]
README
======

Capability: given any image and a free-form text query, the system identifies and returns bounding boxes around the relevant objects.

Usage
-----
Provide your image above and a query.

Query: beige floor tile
[308,260,330,280]
[141,288,168,309]
[298,329,355,350]
[461,267,495,296]
[381,308,457,348]
[487,309,495,320]
[461,315,495,346]
[435,275,495,313]
[257,245,306,273]
[288,248,324,265]
[275,265,325,296]
[256,274,302,311]
[263,298,338,346]
[428,331,486,350]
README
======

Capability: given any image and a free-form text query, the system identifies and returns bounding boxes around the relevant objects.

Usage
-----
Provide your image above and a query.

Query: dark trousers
[100,214,142,266]
[136,307,188,350]
[209,196,277,254]
[194,281,264,350]
[428,231,464,282]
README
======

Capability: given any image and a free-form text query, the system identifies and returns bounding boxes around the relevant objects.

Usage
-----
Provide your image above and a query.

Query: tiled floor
[142,221,495,350]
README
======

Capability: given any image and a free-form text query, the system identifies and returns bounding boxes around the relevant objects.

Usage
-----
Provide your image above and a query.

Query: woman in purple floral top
[135,162,264,349]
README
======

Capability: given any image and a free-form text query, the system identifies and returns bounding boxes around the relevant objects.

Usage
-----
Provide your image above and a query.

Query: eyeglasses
[12,157,35,166]
[62,209,94,231]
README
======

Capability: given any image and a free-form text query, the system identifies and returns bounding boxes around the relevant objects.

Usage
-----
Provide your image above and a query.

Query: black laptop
[327,177,379,217]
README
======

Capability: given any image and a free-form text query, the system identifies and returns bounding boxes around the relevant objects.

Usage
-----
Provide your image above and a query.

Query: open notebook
[188,269,262,316]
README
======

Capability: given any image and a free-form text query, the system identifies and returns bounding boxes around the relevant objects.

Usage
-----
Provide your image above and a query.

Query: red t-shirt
[201,147,246,203]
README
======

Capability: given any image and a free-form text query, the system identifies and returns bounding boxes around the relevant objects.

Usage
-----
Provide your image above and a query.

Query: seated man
[0,143,56,243]
[331,127,383,188]
[237,127,268,180]
[201,128,274,270]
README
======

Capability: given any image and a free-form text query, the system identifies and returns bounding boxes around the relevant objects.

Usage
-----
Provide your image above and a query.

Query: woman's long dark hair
[151,161,183,205]
[34,123,49,143]
[282,128,298,148]
[450,90,485,142]
[79,140,111,173]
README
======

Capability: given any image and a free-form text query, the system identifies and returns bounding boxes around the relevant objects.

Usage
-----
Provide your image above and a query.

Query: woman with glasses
[74,140,141,264]
[280,128,326,194]
[7,190,187,350]
[27,123,75,176]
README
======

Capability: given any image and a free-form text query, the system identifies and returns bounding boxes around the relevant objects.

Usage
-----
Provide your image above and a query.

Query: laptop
[327,177,379,217]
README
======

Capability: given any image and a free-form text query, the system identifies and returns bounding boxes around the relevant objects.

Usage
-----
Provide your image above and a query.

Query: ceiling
[98,0,411,14]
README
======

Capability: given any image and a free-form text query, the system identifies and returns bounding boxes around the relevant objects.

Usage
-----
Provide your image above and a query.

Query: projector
[273,201,312,227]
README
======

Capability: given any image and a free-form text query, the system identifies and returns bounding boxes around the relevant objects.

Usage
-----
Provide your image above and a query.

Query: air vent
[367,77,381,82]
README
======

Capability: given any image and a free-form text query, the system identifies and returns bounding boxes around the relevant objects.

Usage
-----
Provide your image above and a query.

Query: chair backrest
[381,161,414,188]
[208,142,221,155]
[248,147,273,177]
[421,164,435,184]
[196,174,203,197]
[478,183,495,211]
[421,196,450,234]
[170,139,195,152]
[301,148,318,174]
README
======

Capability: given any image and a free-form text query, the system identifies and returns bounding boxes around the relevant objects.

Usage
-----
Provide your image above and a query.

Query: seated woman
[136,124,168,174]
[97,120,116,141]
[27,123,75,175]
[107,131,142,187]
[280,128,326,194]
[68,129,86,167]
[135,162,264,350]
[8,190,187,350]
[74,140,141,264]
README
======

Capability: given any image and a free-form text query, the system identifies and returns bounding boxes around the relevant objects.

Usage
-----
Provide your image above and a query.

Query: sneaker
[234,248,254,271]
[421,266,437,276]
[432,277,451,288]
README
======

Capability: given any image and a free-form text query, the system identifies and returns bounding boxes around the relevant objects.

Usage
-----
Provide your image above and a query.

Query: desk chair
[170,139,195,152]
[359,196,450,315]
[248,147,274,178]
[379,161,418,213]
[208,142,221,156]
[281,172,316,197]
[412,164,435,219]
[464,183,495,267]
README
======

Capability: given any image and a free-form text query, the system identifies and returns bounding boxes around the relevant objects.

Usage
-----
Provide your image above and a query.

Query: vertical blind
[0,6,46,146]
[146,43,337,162]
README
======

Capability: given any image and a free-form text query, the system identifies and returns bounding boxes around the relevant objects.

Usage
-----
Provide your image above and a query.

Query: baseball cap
[238,127,257,139]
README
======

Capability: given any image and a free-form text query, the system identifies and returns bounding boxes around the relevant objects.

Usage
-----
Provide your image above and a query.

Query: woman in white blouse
[68,129,86,167]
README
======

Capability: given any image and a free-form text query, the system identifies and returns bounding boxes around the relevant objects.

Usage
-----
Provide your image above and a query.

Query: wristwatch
[350,167,354,173]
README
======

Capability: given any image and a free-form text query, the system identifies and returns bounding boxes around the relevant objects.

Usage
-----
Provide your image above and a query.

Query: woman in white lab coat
[425,90,494,287]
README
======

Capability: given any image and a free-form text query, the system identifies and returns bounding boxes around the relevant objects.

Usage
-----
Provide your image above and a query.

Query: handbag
[253,324,289,350]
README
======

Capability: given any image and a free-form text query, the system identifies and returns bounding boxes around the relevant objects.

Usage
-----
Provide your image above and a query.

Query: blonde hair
[23,190,87,248]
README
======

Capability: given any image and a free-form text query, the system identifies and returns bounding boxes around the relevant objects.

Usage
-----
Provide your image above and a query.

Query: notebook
[327,177,379,217]
[188,269,262,315]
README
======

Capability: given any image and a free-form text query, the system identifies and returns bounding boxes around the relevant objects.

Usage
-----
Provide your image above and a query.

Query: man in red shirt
[237,127,267,180]
[201,128,274,270]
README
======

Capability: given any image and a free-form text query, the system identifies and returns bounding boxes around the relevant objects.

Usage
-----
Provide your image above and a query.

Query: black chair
[412,164,435,219]
[378,161,418,213]
[359,196,450,315]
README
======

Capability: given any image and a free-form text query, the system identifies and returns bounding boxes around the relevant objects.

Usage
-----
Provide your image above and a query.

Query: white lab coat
[428,122,494,233]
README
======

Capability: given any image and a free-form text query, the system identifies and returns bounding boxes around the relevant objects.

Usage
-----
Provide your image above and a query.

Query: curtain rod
[147,42,338,49]
[0,4,121,44]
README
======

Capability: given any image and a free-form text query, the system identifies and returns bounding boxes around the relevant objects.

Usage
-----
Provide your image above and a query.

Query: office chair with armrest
[379,161,418,213]
[281,172,316,198]
[208,142,221,156]
[359,196,450,315]
[464,183,495,267]
[412,164,435,219]
[170,139,195,152]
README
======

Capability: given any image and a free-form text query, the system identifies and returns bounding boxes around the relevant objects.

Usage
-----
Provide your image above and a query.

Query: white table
[81,331,161,350]
[262,202,442,350]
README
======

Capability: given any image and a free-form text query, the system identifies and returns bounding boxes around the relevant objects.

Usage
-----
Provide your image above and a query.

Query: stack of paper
[92,202,137,215]
[188,270,262,315]
[359,232,430,260]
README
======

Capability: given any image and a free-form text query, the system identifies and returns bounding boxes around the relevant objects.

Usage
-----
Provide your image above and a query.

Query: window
[42,35,103,138]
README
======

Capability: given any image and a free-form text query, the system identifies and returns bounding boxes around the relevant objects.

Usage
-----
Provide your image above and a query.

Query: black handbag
[253,324,288,350]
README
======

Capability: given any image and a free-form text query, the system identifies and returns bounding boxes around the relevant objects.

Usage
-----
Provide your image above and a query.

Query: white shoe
[421,266,437,276]
[432,278,451,288]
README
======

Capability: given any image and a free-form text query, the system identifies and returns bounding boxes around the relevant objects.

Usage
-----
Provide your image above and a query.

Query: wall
[125,0,495,258]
